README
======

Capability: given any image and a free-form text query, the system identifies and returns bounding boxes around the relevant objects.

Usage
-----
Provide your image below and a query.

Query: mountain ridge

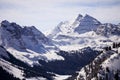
[48,14,120,51]
[0,14,120,80]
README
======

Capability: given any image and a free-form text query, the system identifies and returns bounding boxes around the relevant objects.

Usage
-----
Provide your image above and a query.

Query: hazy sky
[0,0,120,34]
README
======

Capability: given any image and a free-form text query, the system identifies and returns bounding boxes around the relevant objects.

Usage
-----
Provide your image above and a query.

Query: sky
[0,0,120,34]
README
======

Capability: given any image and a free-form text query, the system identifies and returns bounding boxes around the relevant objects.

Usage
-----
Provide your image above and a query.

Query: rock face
[95,23,120,36]
[74,14,101,34]
[0,46,9,59]
[0,20,57,53]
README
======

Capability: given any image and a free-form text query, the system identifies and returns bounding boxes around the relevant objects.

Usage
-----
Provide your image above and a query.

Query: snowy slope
[76,46,120,80]
[48,14,120,51]
[48,14,82,39]
[26,77,47,80]
[53,74,71,80]
[0,58,24,79]
[102,47,120,71]
[51,31,119,51]
[0,20,64,66]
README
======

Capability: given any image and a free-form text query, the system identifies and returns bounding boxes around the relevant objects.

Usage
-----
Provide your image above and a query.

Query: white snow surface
[6,48,64,66]
[54,74,71,80]
[118,47,120,53]
[7,47,40,66]
[53,31,119,51]
[0,58,24,79]
[76,68,86,80]
[102,48,120,71]
[43,50,64,61]
[26,77,47,80]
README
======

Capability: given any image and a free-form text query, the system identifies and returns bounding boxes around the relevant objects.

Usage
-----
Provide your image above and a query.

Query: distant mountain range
[48,14,120,51]
[0,14,120,80]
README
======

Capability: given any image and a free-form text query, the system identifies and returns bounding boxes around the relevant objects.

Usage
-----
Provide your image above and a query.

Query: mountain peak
[49,14,102,38]
[1,20,9,24]
[75,14,83,22]
[1,20,21,29]
[0,20,57,53]
[83,14,99,22]
[1,20,10,27]
[74,14,101,34]
[84,14,92,18]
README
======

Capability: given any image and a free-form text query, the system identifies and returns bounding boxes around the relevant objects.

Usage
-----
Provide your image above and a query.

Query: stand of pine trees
[113,42,120,48]
[77,42,120,80]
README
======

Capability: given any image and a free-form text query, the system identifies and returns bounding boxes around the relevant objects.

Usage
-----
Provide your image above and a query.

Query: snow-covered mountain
[48,14,120,51]
[0,14,120,80]
[0,20,57,52]
[74,14,101,34]
[0,46,56,80]
[0,20,64,66]
[48,14,101,39]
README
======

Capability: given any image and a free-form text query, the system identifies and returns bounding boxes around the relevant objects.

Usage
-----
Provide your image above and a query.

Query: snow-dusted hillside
[76,44,120,80]
[0,20,64,66]
[102,47,120,71]
[0,58,24,79]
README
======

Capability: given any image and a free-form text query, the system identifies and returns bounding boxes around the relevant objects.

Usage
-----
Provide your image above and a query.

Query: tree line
[77,42,120,80]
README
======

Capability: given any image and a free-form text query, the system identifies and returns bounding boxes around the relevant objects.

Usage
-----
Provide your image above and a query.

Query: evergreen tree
[113,42,116,48]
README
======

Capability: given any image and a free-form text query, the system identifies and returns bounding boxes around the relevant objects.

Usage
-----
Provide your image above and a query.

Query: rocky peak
[0,20,57,53]
[82,14,101,24]
[1,20,22,39]
[1,20,10,27]
[22,26,43,36]
[75,14,83,22]
[74,14,101,34]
